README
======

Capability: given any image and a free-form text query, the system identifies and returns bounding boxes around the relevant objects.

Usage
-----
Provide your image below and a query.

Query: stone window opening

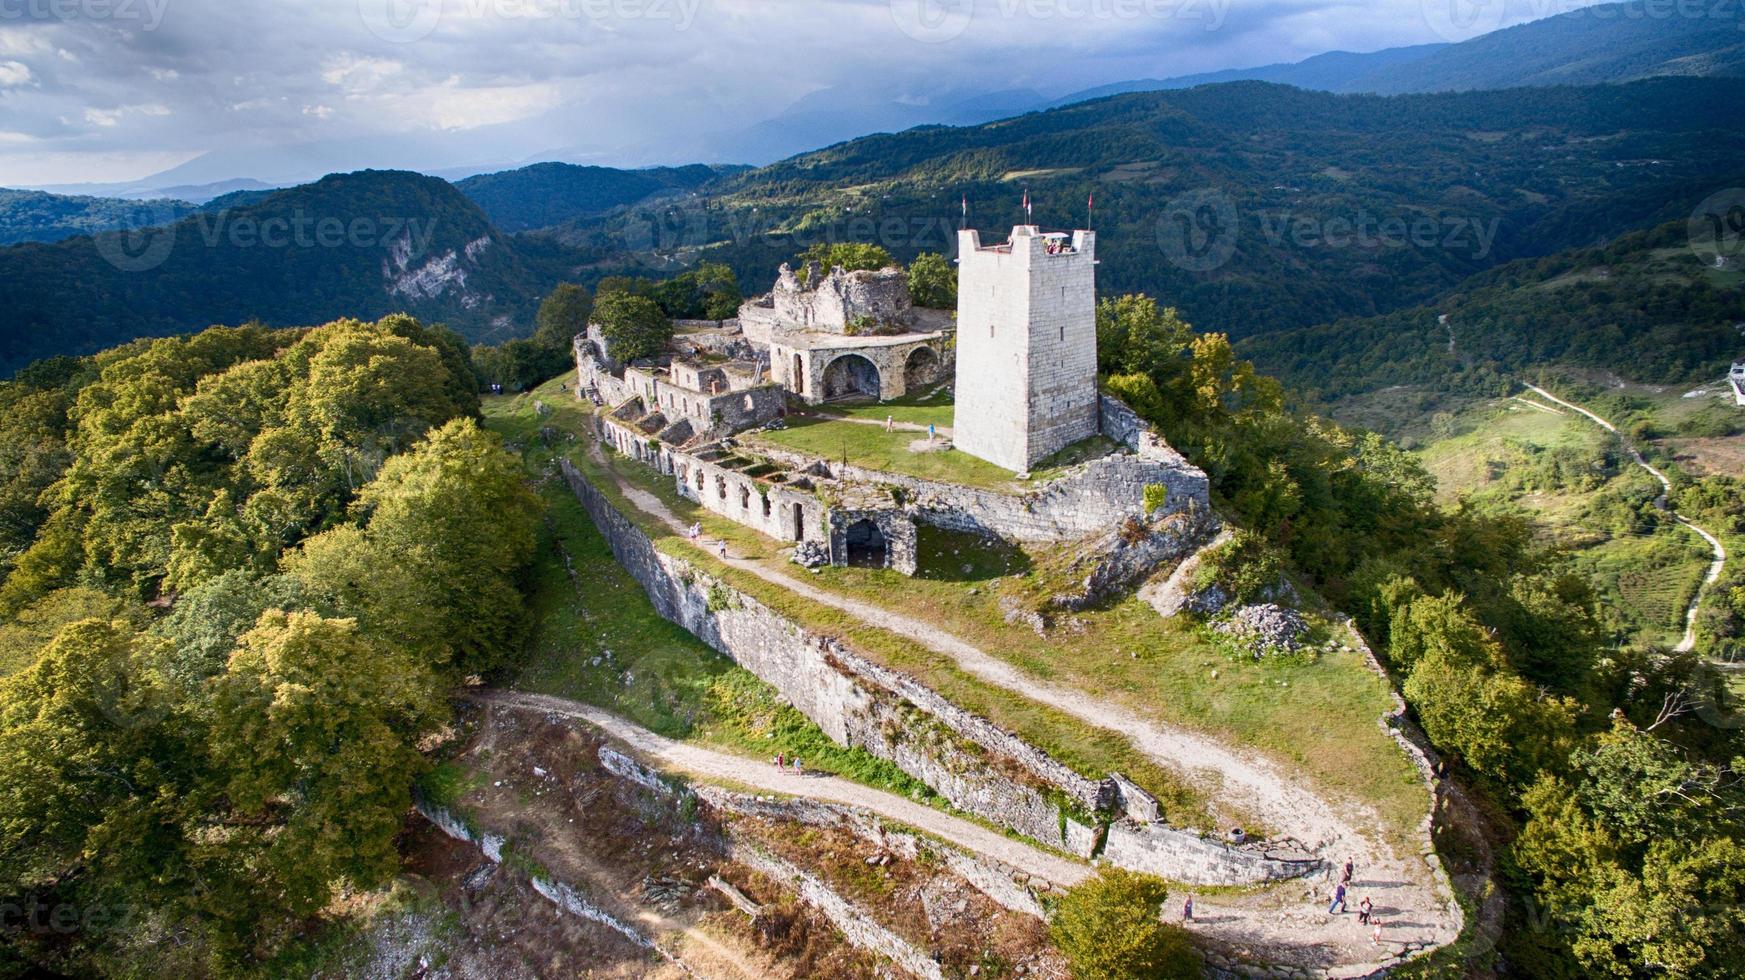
[793,503,806,541]
[762,494,772,518]
[717,476,727,500]
[696,470,706,491]
[740,486,751,509]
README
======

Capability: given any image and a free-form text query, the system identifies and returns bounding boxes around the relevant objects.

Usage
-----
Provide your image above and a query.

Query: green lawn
[746,415,1025,488]
[809,385,955,428]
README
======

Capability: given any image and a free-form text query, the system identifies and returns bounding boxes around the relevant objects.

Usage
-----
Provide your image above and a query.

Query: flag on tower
[1023,188,1031,221]
[1087,190,1094,228]
[961,193,968,228]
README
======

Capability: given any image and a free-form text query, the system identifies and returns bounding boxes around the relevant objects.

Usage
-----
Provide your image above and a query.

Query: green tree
[288,418,538,674]
[593,291,672,363]
[907,252,956,308]
[533,282,594,352]
[1049,868,1199,980]
[208,610,440,922]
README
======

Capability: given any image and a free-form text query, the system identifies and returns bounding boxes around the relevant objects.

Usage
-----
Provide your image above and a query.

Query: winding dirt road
[1522,384,1728,653]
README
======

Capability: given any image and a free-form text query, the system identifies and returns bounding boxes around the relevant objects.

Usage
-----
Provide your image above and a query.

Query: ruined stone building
[738,262,952,403]
[574,232,1210,578]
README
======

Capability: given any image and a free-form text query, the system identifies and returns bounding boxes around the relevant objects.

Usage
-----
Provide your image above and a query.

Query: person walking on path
[775,753,784,770]
[791,756,803,776]
[927,423,936,442]
[885,414,894,432]
[1342,858,1355,885]
[1371,918,1384,947]
[1329,882,1347,915]
[1181,895,1194,923]
[718,539,728,560]
[1358,896,1373,925]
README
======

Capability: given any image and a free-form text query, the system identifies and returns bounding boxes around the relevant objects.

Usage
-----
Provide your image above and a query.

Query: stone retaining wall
[558,457,1317,885]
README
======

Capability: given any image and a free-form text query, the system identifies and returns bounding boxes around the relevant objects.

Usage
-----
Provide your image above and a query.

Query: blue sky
[0,0,1601,186]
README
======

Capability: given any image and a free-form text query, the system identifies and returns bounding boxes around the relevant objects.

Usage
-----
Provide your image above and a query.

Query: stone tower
[952,225,1099,473]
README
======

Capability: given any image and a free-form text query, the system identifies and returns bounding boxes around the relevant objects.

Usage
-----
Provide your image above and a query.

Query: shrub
[1049,868,1199,980]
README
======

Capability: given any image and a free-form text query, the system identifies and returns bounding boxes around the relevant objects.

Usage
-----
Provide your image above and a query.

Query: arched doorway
[903,347,941,390]
[822,354,881,401]
[793,502,807,541]
[844,519,887,568]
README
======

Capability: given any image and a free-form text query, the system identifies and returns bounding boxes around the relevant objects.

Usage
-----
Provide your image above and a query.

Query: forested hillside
[559,78,1745,348]
[0,189,199,247]
[0,316,539,974]
[455,161,730,233]
[1243,220,1745,398]
[0,171,586,376]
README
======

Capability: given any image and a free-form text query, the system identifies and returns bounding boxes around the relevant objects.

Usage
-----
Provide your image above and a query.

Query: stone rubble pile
[1214,603,1310,659]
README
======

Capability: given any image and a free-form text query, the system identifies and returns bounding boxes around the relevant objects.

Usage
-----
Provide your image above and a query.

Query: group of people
[684,522,729,559]
[1327,858,1384,946]
[772,753,804,776]
[1177,855,1387,951]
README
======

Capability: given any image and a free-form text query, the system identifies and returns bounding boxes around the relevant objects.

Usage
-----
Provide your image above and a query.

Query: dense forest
[454,162,733,233]
[0,317,538,974]
[1242,220,1745,397]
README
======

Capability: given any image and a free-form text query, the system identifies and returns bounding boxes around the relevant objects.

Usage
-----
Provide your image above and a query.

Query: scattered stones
[1214,603,1310,660]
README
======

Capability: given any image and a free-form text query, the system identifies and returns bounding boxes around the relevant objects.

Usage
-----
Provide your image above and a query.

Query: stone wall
[752,440,1209,545]
[766,263,915,335]
[558,458,1315,885]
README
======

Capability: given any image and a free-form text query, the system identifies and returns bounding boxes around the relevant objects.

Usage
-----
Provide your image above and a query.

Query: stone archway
[822,354,881,401]
[903,346,941,390]
[844,519,887,568]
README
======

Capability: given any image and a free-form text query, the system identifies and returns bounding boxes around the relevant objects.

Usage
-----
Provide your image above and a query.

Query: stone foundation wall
[753,442,1209,545]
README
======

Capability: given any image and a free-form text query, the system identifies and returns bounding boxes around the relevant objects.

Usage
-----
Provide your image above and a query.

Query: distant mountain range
[1058,0,1745,103]
[0,171,580,375]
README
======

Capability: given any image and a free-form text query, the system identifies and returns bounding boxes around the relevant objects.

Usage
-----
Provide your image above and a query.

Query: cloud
[0,0,1610,186]
[0,60,33,87]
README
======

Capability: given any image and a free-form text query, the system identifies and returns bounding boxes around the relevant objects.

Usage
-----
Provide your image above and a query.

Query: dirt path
[476,688,1090,888]
[583,442,1460,972]
[1524,383,1728,653]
